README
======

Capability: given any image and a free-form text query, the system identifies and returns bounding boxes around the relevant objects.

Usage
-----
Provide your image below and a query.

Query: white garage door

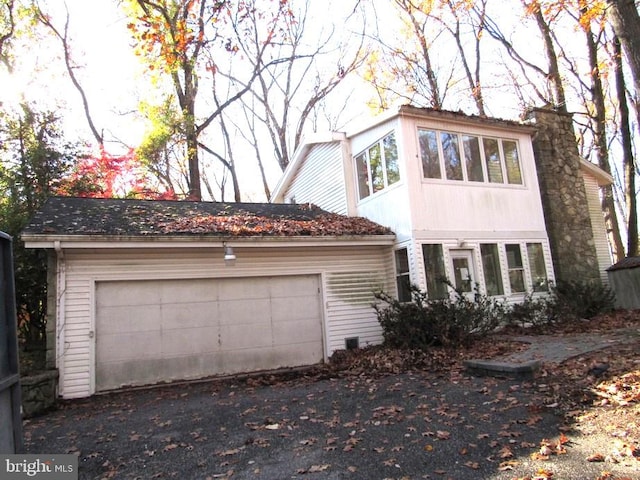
[95,275,323,392]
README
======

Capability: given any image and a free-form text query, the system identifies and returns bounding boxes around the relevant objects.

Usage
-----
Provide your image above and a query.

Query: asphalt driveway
[22,366,637,480]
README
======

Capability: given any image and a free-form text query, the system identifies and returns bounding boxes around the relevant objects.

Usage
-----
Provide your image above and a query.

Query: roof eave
[22,233,397,250]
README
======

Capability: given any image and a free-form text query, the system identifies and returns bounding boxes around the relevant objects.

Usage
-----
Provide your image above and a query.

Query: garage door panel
[219,323,273,350]
[218,278,270,300]
[217,298,271,325]
[161,302,218,329]
[98,305,162,334]
[271,295,322,323]
[269,275,319,298]
[272,318,321,345]
[95,275,323,392]
[160,278,218,303]
[97,330,162,363]
[160,326,219,356]
[97,281,162,307]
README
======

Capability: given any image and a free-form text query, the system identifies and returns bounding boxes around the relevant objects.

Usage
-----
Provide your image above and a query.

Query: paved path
[465,327,640,377]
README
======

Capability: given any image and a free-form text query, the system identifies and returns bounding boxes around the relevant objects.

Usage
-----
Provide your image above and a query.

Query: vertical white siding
[55,243,393,398]
[284,143,348,214]
[583,174,612,284]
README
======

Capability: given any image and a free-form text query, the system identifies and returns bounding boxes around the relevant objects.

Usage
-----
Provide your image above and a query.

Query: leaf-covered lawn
[23,310,640,480]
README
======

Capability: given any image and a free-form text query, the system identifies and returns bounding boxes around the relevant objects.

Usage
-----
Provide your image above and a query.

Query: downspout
[54,241,65,397]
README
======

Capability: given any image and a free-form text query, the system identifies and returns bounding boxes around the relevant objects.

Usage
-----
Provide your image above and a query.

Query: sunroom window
[395,248,411,302]
[422,244,448,300]
[506,244,525,293]
[480,243,504,296]
[526,243,548,292]
[418,128,523,186]
[355,132,400,200]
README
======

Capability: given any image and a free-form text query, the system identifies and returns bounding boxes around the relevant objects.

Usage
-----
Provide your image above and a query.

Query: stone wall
[528,108,601,285]
[21,369,58,418]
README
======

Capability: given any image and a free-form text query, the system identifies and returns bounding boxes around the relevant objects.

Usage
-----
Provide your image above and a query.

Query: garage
[95,275,323,391]
[22,197,395,398]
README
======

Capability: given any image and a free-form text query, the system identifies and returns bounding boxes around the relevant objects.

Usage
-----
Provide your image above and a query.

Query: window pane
[419,129,441,179]
[441,132,463,181]
[527,243,548,292]
[503,140,522,184]
[506,244,525,293]
[355,153,370,199]
[463,135,483,182]
[452,257,472,292]
[383,133,400,186]
[422,244,448,299]
[369,143,384,193]
[483,138,503,183]
[395,248,411,302]
[480,243,504,295]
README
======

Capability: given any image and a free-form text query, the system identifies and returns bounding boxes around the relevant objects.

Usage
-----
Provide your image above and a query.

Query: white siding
[283,143,348,214]
[55,243,393,398]
[584,174,612,284]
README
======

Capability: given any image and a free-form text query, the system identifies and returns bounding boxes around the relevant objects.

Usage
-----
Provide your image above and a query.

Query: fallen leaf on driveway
[586,453,605,462]
[297,464,330,474]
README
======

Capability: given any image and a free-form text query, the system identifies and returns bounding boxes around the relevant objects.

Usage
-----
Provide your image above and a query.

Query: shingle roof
[22,197,394,238]
[607,256,640,271]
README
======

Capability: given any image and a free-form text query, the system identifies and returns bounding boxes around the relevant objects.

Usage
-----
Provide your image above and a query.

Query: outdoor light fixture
[223,243,236,265]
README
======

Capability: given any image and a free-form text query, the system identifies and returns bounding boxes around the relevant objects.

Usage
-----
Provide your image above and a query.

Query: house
[23,106,613,399]
[274,106,613,300]
[21,198,395,398]
[274,106,563,303]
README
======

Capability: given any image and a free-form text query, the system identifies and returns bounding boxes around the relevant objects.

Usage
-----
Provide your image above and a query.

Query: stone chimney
[527,108,601,285]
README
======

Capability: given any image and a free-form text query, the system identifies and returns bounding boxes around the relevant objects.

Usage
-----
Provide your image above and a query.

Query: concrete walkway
[465,327,640,378]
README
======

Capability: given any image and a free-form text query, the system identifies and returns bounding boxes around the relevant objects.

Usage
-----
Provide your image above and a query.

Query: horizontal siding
[584,175,612,285]
[284,143,348,214]
[57,244,393,398]
[324,251,394,354]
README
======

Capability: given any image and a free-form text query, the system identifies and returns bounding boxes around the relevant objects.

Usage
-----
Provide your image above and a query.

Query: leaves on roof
[153,211,393,236]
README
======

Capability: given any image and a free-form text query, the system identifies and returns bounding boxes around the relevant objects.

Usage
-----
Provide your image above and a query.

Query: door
[449,250,476,295]
[95,275,324,392]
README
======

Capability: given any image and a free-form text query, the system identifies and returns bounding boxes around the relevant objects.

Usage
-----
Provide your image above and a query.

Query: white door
[94,275,323,392]
[449,250,476,295]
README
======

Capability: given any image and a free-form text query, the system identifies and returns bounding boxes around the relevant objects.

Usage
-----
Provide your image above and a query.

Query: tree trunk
[533,5,566,112]
[584,15,626,260]
[613,36,638,256]
[607,0,640,139]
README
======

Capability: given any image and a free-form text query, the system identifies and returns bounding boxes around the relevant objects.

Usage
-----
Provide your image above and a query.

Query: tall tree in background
[220,0,368,199]
[0,104,75,347]
[0,0,15,67]
[126,0,292,201]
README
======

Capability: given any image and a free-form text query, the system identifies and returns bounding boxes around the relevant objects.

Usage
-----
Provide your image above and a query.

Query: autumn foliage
[55,147,176,200]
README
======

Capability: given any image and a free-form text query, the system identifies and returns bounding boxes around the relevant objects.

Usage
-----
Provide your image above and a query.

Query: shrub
[552,280,616,319]
[374,283,507,350]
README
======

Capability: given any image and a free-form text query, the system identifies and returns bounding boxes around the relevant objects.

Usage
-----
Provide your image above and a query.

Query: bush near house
[374,280,616,350]
[374,282,507,350]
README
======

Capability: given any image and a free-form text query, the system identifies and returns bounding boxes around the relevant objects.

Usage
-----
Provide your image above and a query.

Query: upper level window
[355,132,400,200]
[418,128,523,186]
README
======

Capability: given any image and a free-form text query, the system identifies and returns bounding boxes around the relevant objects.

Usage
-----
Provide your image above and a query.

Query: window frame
[354,131,401,200]
[417,127,524,187]
[505,243,526,294]
[394,248,412,302]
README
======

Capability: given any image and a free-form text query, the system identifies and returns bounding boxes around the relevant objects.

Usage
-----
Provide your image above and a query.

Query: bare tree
[35,4,103,146]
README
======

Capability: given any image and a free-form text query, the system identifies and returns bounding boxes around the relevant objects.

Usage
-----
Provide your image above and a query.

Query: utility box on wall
[607,256,640,310]
[0,232,23,453]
